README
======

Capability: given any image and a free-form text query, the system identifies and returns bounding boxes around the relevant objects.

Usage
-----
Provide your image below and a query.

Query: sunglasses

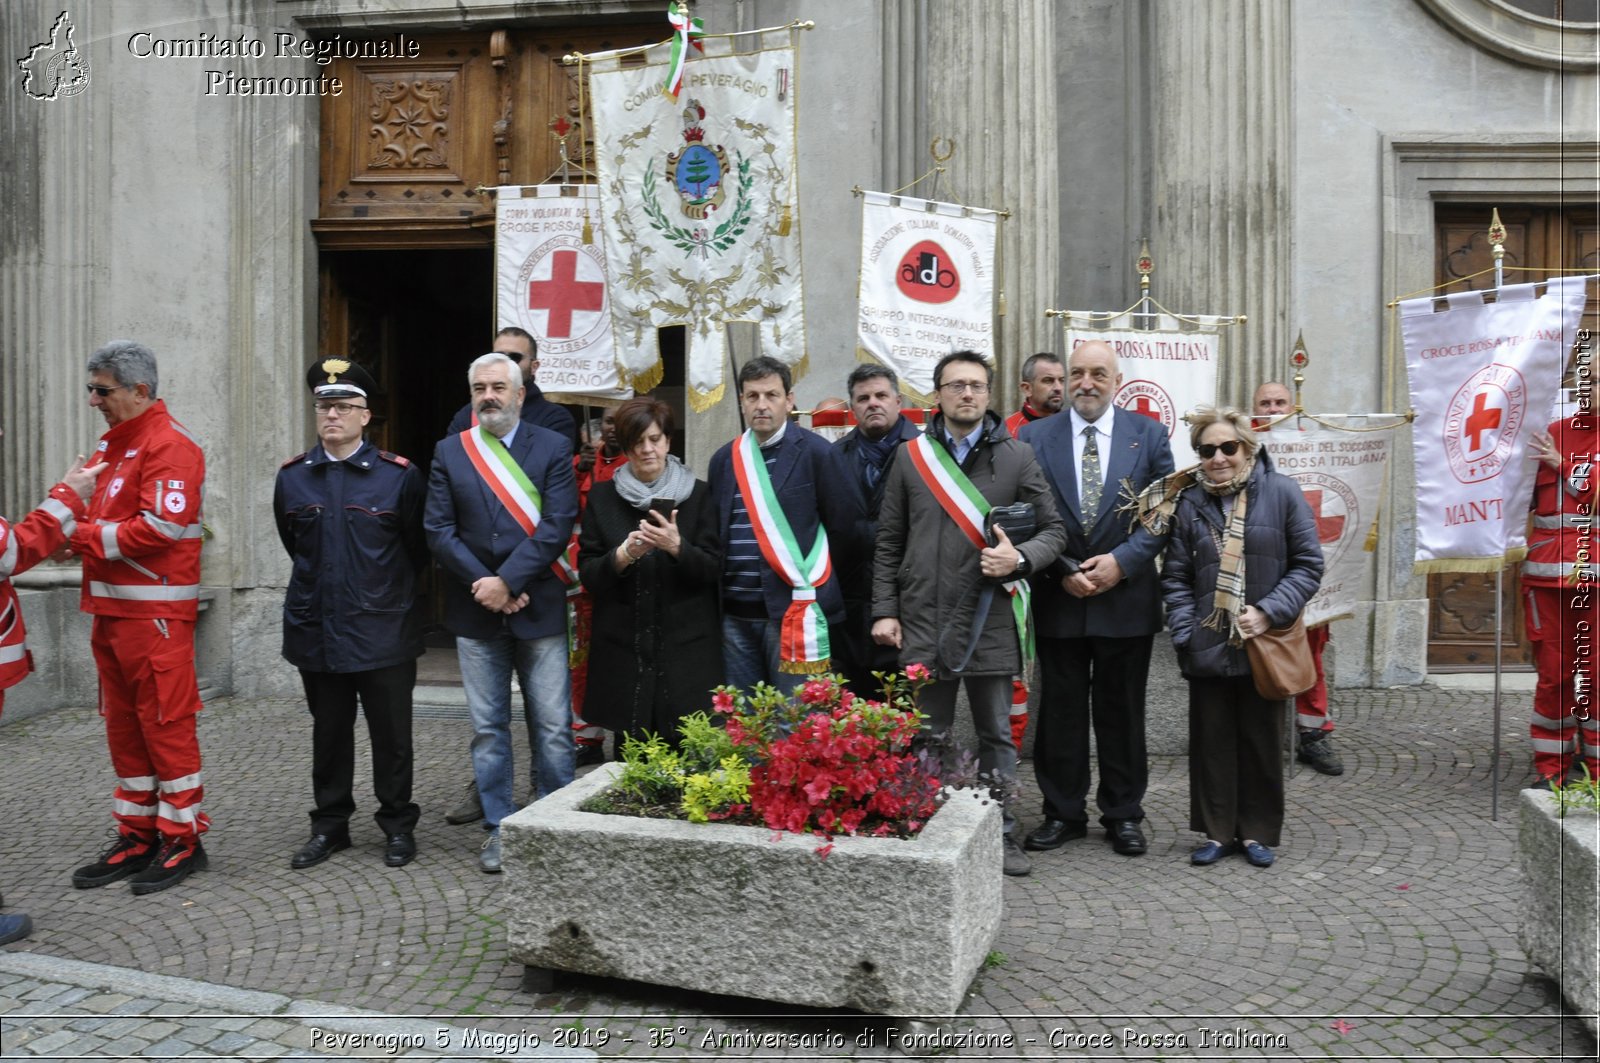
[1197,440,1245,459]
[85,384,132,398]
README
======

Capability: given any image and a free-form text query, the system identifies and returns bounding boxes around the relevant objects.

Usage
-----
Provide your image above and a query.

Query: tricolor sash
[459,427,578,589]
[904,435,1035,667]
[730,430,832,673]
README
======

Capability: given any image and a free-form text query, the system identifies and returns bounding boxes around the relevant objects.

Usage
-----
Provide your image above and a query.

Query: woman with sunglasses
[1134,407,1323,868]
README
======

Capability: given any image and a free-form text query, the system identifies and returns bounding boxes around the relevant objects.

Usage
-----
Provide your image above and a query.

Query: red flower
[905,662,931,682]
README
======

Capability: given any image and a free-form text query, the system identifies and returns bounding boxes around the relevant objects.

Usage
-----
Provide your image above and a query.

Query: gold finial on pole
[1289,329,1310,415]
[1488,207,1507,289]
[1136,238,1153,294]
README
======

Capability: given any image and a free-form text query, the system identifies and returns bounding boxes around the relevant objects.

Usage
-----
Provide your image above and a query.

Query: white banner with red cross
[495,184,630,403]
[1401,276,1589,572]
[855,191,999,401]
[1258,423,1393,627]
[1063,313,1224,467]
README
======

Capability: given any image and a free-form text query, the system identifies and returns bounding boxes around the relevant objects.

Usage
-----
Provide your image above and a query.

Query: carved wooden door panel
[1426,205,1600,671]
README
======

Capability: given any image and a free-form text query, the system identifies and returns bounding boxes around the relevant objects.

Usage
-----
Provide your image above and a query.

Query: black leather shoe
[1106,819,1148,856]
[1023,818,1087,851]
[290,831,351,869]
[383,833,416,868]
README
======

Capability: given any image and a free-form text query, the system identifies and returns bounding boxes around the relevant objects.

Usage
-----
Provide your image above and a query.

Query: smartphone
[649,497,676,521]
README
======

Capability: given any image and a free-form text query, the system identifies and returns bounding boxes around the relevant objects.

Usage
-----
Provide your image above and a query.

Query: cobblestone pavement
[0,682,1594,1060]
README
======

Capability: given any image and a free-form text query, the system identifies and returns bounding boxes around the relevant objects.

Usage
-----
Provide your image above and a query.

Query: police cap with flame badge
[305,358,378,402]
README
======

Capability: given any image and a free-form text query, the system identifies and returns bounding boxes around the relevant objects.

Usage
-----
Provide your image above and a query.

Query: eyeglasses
[938,381,990,396]
[314,401,368,416]
[85,384,131,398]
[1196,440,1245,459]
[492,350,526,364]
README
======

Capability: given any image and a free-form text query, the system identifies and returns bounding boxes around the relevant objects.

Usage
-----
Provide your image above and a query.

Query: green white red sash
[730,429,832,673]
[459,427,578,589]
[905,434,1035,667]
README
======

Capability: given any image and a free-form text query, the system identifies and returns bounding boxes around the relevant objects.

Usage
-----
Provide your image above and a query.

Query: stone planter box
[1518,788,1600,1038]
[502,762,1002,1018]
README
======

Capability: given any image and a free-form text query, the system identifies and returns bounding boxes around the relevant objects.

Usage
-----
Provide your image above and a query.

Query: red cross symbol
[1463,391,1502,452]
[1130,395,1164,424]
[527,250,604,338]
[1301,488,1346,545]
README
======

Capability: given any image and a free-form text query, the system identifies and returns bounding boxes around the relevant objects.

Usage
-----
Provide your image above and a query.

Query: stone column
[882,0,1060,413]
[1150,0,1294,405]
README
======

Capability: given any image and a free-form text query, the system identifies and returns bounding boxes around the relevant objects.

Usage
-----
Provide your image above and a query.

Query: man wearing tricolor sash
[1019,340,1174,860]
[425,353,579,873]
[709,357,867,696]
[871,351,1066,877]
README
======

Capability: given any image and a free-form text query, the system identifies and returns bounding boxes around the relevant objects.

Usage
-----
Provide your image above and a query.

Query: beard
[477,402,518,436]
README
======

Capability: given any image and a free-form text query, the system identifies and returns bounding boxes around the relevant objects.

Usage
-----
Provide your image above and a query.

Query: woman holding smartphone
[576,397,724,752]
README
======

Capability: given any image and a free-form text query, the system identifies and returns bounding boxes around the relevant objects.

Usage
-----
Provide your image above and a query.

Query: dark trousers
[1034,634,1152,825]
[833,598,900,700]
[1188,675,1284,846]
[301,660,420,837]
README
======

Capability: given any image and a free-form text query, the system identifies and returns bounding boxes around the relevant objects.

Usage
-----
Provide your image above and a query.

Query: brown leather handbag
[1244,613,1316,700]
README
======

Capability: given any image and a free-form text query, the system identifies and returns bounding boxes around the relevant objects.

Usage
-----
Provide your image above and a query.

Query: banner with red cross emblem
[495,184,629,403]
[1402,276,1588,572]
[1259,423,1393,627]
[1063,313,1225,466]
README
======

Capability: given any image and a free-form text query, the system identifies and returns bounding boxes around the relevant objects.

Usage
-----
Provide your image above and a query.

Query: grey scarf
[613,454,696,511]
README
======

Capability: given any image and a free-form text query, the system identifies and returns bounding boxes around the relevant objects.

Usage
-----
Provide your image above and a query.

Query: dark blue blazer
[424,423,577,641]
[1020,407,1175,638]
[707,423,867,626]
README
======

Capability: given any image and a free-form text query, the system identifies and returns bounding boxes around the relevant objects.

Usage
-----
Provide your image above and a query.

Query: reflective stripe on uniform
[0,643,26,665]
[1531,736,1576,753]
[100,524,122,561]
[1522,560,1576,579]
[119,775,158,791]
[1533,512,1593,529]
[159,802,202,824]
[88,581,199,602]
[160,772,202,793]
[0,533,16,579]
[140,513,203,540]
[39,497,75,536]
[114,798,158,818]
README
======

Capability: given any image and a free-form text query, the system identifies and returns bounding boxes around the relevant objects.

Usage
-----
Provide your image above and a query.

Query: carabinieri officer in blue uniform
[274,359,427,871]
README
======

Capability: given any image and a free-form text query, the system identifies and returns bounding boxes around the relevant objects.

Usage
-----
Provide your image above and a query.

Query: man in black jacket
[275,360,428,870]
[1019,340,1175,857]
[833,364,918,696]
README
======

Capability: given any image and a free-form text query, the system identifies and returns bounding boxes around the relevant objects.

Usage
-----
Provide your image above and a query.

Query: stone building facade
[1,0,1594,713]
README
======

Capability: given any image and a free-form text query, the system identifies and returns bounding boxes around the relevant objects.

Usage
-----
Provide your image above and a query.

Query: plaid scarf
[1132,460,1255,644]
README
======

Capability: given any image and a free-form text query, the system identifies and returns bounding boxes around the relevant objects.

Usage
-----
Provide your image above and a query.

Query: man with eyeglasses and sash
[275,360,427,871]
[1019,339,1174,861]
[426,352,578,873]
[871,350,1065,877]
[68,340,211,896]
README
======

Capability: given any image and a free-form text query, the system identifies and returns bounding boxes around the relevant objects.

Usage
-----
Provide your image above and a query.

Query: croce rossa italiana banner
[495,185,628,402]
[1402,277,1588,571]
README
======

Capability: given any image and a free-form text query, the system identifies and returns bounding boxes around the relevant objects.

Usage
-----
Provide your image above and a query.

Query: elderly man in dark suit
[1019,339,1175,857]
[425,353,578,873]
[709,356,866,696]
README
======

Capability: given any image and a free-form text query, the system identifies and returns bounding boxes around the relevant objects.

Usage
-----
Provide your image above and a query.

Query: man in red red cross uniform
[1523,408,1600,785]
[67,341,211,896]
[1253,382,1344,776]
[0,430,104,945]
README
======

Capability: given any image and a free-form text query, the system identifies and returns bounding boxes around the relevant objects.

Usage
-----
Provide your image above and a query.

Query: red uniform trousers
[1295,624,1333,733]
[568,592,603,748]
[91,616,209,841]
[1524,584,1600,782]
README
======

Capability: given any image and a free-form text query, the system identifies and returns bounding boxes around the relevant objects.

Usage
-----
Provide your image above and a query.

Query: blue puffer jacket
[1160,450,1325,680]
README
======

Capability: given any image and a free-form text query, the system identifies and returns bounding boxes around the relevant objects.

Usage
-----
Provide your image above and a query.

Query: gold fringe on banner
[779,657,834,675]
[1411,551,1525,576]
[626,359,665,396]
[688,381,726,413]
[1363,516,1380,552]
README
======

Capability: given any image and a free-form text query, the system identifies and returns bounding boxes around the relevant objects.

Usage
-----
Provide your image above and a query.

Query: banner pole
[1490,207,1507,822]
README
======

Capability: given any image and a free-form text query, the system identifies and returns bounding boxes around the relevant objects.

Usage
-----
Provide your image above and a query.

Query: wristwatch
[1013,553,1031,577]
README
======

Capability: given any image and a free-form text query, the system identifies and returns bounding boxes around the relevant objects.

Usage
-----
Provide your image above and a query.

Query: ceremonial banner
[588,35,804,410]
[1259,423,1393,627]
[855,192,998,399]
[495,185,629,403]
[1064,313,1224,466]
[1402,276,1588,571]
